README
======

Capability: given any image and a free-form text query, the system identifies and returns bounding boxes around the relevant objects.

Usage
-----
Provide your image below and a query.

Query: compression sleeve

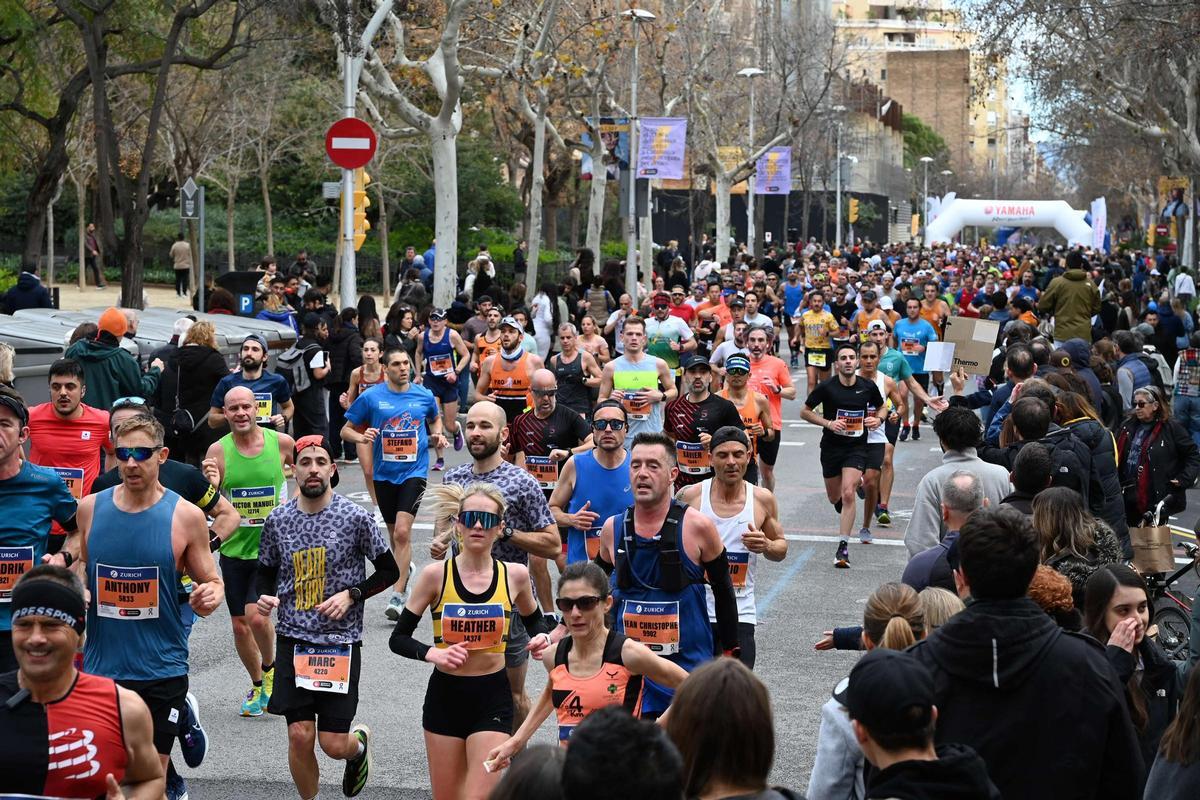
[520,608,552,637]
[703,548,739,651]
[389,608,432,661]
[833,626,865,651]
[255,563,280,598]
[593,553,614,576]
[353,550,401,599]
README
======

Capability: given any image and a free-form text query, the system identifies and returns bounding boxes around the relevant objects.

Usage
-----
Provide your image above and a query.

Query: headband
[11,579,86,635]
[710,426,751,451]
[0,391,28,427]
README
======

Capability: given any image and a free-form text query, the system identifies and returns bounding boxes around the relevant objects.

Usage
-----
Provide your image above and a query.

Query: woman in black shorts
[389,482,551,800]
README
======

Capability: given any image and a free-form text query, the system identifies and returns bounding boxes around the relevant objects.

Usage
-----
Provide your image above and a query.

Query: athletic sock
[834,500,843,514]
[262,662,274,673]
[253,679,263,688]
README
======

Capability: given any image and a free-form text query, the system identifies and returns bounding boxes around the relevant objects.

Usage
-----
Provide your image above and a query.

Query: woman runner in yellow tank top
[388,482,551,800]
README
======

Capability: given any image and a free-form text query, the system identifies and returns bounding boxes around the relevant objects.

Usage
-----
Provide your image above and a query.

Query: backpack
[1136,354,1166,394]
[276,343,317,393]
[1038,429,1092,507]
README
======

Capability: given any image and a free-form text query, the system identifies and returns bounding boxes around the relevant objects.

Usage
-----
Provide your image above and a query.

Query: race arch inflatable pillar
[925,198,1093,246]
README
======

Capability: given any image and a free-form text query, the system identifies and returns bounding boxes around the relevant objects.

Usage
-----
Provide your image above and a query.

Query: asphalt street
[178,368,1200,799]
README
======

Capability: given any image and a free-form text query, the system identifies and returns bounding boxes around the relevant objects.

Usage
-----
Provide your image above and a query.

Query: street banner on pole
[755,147,791,195]
[581,117,629,180]
[636,117,687,179]
[1090,197,1107,253]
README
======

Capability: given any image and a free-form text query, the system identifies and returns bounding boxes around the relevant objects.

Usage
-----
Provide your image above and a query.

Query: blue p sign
[238,293,253,315]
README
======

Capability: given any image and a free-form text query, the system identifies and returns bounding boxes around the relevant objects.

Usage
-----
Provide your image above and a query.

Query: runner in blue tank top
[549,400,634,565]
[77,414,223,768]
[590,432,739,718]
[414,309,470,470]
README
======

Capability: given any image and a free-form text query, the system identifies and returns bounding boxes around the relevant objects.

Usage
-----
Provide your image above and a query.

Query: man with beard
[662,355,744,492]
[718,354,773,486]
[26,358,112,501]
[342,348,446,620]
[477,316,545,424]
[433,401,559,729]
[599,317,677,437]
[255,436,398,800]
[745,326,794,492]
[209,334,295,432]
[202,387,295,717]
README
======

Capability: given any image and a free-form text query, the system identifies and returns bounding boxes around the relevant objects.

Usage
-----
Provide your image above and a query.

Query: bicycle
[1145,541,1198,660]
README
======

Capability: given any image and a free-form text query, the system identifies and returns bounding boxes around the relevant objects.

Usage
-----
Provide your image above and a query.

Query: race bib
[622,395,651,421]
[676,442,710,475]
[381,430,418,463]
[254,393,273,423]
[440,603,507,650]
[836,409,865,437]
[585,529,602,560]
[0,546,34,603]
[727,551,750,590]
[524,455,559,489]
[900,338,921,356]
[428,354,453,377]
[96,564,159,620]
[622,600,680,655]
[293,644,351,694]
[806,350,827,368]
[230,486,278,526]
[52,467,85,500]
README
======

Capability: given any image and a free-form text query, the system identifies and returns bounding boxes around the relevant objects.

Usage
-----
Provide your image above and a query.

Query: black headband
[0,391,28,427]
[710,426,750,451]
[11,579,86,635]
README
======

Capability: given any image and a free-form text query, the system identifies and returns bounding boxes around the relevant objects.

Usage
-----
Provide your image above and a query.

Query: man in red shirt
[667,286,696,327]
[745,326,795,492]
[27,358,112,500]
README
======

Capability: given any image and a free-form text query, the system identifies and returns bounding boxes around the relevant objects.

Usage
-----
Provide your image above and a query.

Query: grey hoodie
[807,692,866,800]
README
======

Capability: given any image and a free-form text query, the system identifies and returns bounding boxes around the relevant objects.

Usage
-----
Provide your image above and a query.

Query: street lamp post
[919,155,933,245]
[622,7,655,297]
[738,66,764,254]
[832,105,846,249]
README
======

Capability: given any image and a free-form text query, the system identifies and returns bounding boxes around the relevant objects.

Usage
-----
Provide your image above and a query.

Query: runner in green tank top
[202,386,294,717]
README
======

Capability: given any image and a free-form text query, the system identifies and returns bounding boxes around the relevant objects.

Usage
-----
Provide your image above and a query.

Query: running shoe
[166,769,189,800]
[384,592,405,621]
[876,506,891,526]
[859,527,873,544]
[835,539,850,568]
[432,457,445,471]
[240,686,265,717]
[342,724,372,797]
[898,425,910,442]
[453,428,464,451]
[262,666,275,703]
[179,692,207,768]
[911,427,921,441]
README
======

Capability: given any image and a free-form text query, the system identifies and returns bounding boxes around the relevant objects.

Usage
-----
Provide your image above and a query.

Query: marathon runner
[717,354,773,486]
[855,339,905,545]
[599,317,677,437]
[255,435,399,800]
[436,401,560,729]
[26,358,112,502]
[793,289,839,394]
[576,314,610,366]
[919,280,953,396]
[781,270,806,367]
[209,334,294,432]
[0,566,163,800]
[676,426,786,668]
[549,400,632,567]
[592,432,739,719]
[477,316,544,424]
[391,481,549,800]
[892,297,939,442]
[339,337,387,506]
[202,386,294,717]
[709,320,750,381]
[851,290,891,341]
[644,291,697,384]
[800,343,886,568]
[484,561,688,764]
[414,308,469,470]
[662,355,744,491]
[0,385,78,672]
[342,347,446,620]
[549,323,602,418]
[745,326,795,492]
[78,415,223,776]
[469,308,505,387]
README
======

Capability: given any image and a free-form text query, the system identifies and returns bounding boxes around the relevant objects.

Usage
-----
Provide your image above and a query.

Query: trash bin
[0,319,71,405]
[113,307,297,369]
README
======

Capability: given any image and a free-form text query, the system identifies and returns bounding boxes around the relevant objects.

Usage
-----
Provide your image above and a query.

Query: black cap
[837,649,934,736]
[861,289,878,301]
[681,353,712,371]
[429,307,448,320]
[728,296,746,308]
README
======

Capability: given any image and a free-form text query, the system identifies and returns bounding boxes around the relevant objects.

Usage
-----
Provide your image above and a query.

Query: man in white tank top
[675,426,786,668]
[855,339,905,546]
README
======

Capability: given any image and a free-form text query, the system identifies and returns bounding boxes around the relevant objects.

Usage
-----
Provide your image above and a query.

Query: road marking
[784,533,905,547]
[779,441,807,446]
[758,547,814,614]
[1170,526,1196,540]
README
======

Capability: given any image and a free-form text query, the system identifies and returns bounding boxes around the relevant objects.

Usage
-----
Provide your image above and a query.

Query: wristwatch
[501,525,515,542]
[348,587,364,604]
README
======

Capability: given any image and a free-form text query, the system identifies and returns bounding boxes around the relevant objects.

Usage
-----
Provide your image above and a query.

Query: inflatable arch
[925,197,1094,246]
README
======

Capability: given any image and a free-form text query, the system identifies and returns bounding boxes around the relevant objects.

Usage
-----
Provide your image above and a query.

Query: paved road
[177,371,1200,798]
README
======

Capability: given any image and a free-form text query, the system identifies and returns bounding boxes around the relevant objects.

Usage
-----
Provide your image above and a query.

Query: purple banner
[636,117,687,180]
[754,147,791,195]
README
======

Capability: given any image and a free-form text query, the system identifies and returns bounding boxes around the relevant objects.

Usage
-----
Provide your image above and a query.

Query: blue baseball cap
[724,354,751,372]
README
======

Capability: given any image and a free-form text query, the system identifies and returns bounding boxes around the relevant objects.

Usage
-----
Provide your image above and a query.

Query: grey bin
[90,307,297,369]
[0,319,71,405]
[13,308,175,365]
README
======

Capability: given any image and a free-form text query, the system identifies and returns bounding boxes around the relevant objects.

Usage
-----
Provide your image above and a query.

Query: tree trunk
[524,100,547,305]
[753,194,765,258]
[430,125,459,309]
[260,160,274,256]
[801,188,812,242]
[226,179,238,272]
[187,219,199,296]
[585,135,608,259]
[378,182,391,303]
[74,175,86,290]
[545,199,559,252]
[714,172,732,263]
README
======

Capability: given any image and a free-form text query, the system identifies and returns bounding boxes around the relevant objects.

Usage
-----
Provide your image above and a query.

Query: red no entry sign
[325,117,377,169]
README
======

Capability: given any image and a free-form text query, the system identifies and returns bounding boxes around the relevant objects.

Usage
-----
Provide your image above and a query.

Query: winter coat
[1116,417,1200,523]
[979,424,1092,505]
[1,271,52,314]
[326,322,363,386]
[865,743,1001,800]
[1062,416,1131,554]
[1039,269,1101,342]
[64,333,161,411]
[155,344,228,425]
[1060,338,1105,409]
[256,306,299,335]
[1044,518,1125,608]
[908,597,1143,800]
[807,694,866,800]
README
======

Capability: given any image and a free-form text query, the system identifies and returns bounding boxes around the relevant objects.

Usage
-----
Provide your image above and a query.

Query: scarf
[501,343,525,362]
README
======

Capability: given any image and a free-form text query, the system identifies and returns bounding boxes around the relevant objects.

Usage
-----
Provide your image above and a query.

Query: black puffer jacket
[326,322,363,385]
[156,344,229,424]
[1063,416,1130,554]
[1117,417,1200,523]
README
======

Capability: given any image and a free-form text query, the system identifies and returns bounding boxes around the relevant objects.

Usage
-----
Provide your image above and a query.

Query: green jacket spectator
[1039,261,1100,342]
[64,308,161,409]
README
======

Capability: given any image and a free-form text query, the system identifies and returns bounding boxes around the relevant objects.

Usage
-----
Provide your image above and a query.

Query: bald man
[202,386,294,716]
[435,400,560,727]
[509,369,594,611]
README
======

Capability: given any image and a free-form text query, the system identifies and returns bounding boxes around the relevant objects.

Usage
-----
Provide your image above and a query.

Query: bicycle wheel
[1153,600,1191,660]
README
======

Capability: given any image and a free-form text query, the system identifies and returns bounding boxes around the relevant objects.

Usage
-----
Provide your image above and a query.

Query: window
[987,137,996,146]
[880,68,887,80]
[986,111,997,126]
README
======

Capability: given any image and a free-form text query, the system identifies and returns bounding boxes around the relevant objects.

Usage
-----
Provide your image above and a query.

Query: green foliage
[902,113,950,170]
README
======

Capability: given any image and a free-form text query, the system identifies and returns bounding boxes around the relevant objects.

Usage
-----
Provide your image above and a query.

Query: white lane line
[779,441,807,446]
[784,533,905,547]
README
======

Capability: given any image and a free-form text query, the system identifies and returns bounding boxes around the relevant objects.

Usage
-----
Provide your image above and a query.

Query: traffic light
[848,197,860,224]
[353,168,371,251]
